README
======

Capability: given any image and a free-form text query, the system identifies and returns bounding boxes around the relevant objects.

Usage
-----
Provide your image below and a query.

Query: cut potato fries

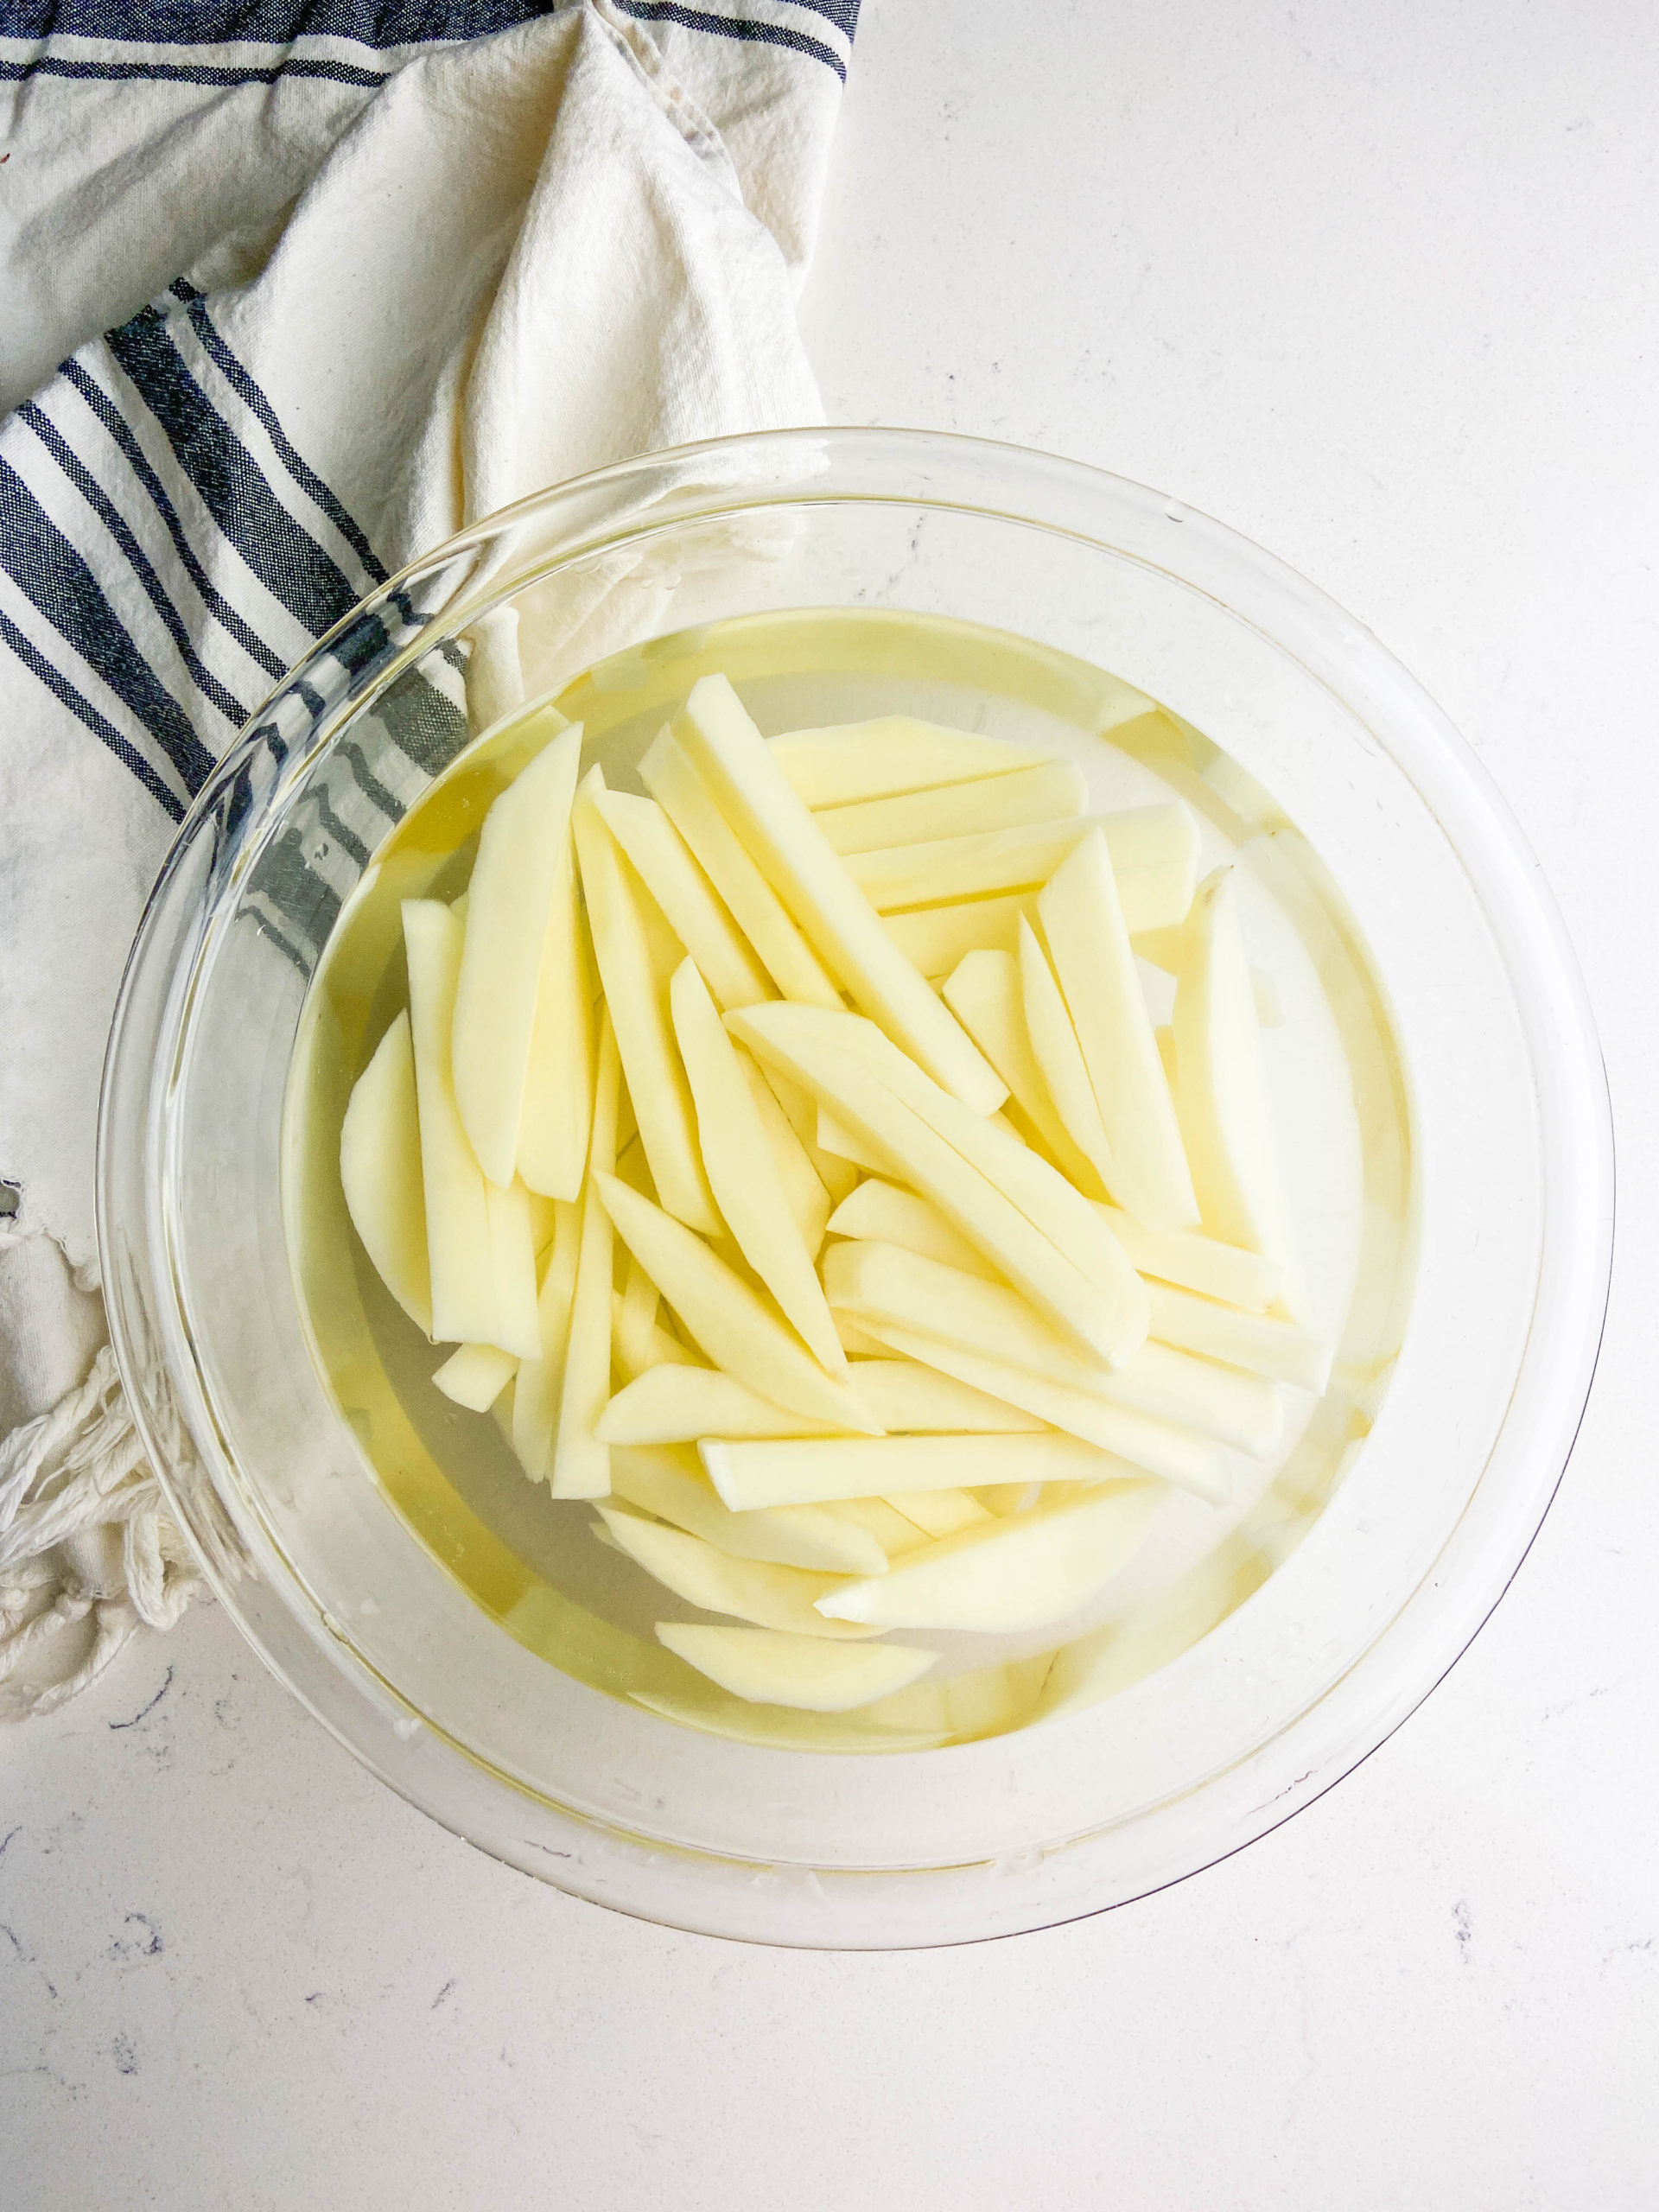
[729,1002,1147,1363]
[432,1341,518,1412]
[826,1179,998,1279]
[336,667,1334,1739]
[572,772,721,1237]
[550,1014,620,1497]
[841,1317,1231,1500]
[815,1483,1160,1633]
[815,760,1088,856]
[883,894,1030,979]
[671,676,1006,1114]
[670,957,846,1374]
[599,1364,842,1444]
[340,1010,432,1334]
[1173,868,1309,1318]
[737,1052,832,1255]
[1094,1205,1281,1313]
[769,715,1049,809]
[594,1173,878,1432]
[656,1624,938,1713]
[451,718,583,1190]
[845,801,1198,931]
[591,786,770,1012]
[1039,829,1198,1230]
[595,1505,880,1639]
[703,1431,1131,1510]
[404,900,534,1352]
[1147,1281,1332,1393]
[1016,918,1120,1197]
[641,730,843,1007]
[611,1445,888,1575]
[944,948,1106,1197]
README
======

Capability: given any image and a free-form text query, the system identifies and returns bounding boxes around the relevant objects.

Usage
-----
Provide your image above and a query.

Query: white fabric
[0,0,849,1713]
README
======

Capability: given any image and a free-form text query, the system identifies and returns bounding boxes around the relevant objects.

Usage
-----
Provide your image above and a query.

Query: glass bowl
[97,429,1611,1948]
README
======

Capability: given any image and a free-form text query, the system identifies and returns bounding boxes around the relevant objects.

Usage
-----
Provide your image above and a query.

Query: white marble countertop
[7,4,1656,2204]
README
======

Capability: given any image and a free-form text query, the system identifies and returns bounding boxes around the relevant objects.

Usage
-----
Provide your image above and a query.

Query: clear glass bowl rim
[98,424,1614,1948]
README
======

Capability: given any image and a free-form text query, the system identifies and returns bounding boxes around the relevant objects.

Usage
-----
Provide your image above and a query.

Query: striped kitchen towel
[0,0,855,1713]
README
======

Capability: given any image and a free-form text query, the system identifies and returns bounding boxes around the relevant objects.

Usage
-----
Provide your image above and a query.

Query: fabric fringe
[0,1342,201,1722]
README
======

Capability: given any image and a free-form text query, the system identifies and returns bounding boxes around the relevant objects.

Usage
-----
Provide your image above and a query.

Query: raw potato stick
[669,957,847,1374]
[848,1358,1045,1433]
[594,1173,880,1433]
[571,771,721,1236]
[610,1444,887,1574]
[1092,1204,1282,1313]
[815,1483,1161,1633]
[844,1317,1230,1501]
[755,1062,859,1205]
[340,1009,432,1335]
[481,1175,541,1359]
[1038,827,1198,1230]
[516,734,594,1199]
[817,1496,933,1556]
[402,899,501,1348]
[592,786,771,1011]
[452,715,582,1187]
[1148,1280,1331,1392]
[884,1488,996,1540]
[512,1198,581,1478]
[846,802,1198,921]
[1016,917,1122,1196]
[749,1002,1143,1350]
[770,715,1050,809]
[597,1364,846,1444]
[671,676,1007,1114]
[640,730,843,1007]
[825,1243,1279,1459]
[594,1504,880,1639]
[614,1252,663,1380]
[655,1624,938,1713]
[1173,868,1310,1319]
[610,1293,701,1386]
[883,895,1030,979]
[823,1238,1131,1405]
[729,1002,1140,1363]
[826,1179,999,1280]
[814,760,1088,855]
[432,1342,518,1412]
[945,940,1109,1198]
[550,1016,621,1498]
[736,1051,831,1255]
[702,1430,1122,1510]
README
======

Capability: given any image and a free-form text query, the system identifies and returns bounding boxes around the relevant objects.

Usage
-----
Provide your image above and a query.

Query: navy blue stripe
[0,454,214,795]
[59,357,289,681]
[0,606,186,822]
[611,2,843,76]
[168,279,389,585]
[0,0,559,41]
[18,401,250,728]
[791,0,855,35]
[0,54,390,84]
[339,736,403,819]
[105,304,361,639]
[311,789,372,867]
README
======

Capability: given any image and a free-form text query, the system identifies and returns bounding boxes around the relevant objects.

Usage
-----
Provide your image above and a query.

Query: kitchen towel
[0,0,855,1714]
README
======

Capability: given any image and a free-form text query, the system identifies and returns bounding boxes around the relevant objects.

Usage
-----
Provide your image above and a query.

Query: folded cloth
[0,0,855,1713]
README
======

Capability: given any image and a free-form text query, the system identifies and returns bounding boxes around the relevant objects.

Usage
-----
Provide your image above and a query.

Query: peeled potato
[594,1503,880,1638]
[340,1009,432,1336]
[815,1483,1160,1633]
[655,1624,938,1712]
[671,675,1006,1114]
